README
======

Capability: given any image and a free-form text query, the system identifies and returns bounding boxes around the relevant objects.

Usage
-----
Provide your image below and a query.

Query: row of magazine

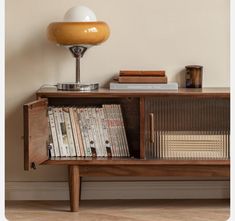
[48,105,130,157]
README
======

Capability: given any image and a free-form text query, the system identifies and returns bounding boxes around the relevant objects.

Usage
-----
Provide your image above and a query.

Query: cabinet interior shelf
[44,157,230,166]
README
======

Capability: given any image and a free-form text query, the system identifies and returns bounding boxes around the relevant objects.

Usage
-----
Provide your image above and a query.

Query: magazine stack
[48,104,130,158]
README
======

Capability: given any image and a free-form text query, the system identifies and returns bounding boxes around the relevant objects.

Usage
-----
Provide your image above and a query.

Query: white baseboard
[5,181,230,200]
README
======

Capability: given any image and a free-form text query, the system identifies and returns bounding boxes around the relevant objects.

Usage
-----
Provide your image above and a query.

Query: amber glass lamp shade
[47,22,110,46]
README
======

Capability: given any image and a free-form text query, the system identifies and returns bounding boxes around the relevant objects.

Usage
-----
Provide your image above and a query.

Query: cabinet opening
[47,97,140,159]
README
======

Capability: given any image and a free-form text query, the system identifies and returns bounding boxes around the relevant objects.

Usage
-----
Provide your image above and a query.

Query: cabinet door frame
[24,98,49,170]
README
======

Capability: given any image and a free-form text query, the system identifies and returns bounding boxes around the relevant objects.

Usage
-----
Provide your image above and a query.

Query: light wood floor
[5,200,229,221]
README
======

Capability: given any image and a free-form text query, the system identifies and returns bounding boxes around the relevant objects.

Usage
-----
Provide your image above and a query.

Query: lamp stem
[76,56,80,84]
[69,46,87,84]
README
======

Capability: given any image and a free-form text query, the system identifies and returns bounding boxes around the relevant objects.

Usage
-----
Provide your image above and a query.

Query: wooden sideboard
[23,87,230,212]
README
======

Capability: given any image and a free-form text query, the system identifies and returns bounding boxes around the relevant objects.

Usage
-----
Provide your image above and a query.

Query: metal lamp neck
[69,46,88,58]
[68,46,88,83]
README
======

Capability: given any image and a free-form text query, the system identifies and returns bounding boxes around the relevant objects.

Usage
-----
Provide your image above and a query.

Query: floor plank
[5,200,230,221]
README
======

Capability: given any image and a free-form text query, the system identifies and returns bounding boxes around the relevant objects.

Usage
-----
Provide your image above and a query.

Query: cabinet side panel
[24,99,48,170]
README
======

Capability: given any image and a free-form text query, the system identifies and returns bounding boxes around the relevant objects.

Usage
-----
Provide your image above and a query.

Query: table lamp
[47,6,110,91]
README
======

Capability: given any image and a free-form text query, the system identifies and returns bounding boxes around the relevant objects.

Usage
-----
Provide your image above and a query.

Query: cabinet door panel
[144,96,230,159]
[24,98,48,170]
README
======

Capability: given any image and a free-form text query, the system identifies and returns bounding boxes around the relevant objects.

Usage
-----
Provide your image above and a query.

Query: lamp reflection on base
[57,82,99,91]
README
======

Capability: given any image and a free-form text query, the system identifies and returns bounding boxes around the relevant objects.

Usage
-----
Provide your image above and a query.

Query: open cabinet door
[24,98,49,170]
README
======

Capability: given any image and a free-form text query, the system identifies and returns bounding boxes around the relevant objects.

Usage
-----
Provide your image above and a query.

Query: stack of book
[110,70,178,90]
[48,105,130,158]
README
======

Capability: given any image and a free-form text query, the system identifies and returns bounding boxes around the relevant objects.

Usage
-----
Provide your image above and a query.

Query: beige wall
[6,0,229,182]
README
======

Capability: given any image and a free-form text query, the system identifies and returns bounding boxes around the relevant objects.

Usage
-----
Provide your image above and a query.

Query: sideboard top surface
[36,87,230,98]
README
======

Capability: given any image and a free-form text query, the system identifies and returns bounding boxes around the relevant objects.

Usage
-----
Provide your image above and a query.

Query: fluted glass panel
[145,97,230,159]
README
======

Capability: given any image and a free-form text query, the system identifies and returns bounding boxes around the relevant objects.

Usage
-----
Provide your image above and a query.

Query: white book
[69,107,81,157]
[58,107,70,157]
[73,108,85,157]
[48,117,55,157]
[100,108,113,157]
[63,107,76,157]
[53,107,66,157]
[116,105,130,157]
[87,108,100,157]
[111,105,123,156]
[90,108,103,157]
[84,108,95,156]
[110,82,178,90]
[48,107,60,157]
[103,105,119,157]
[96,108,107,157]
[77,108,92,157]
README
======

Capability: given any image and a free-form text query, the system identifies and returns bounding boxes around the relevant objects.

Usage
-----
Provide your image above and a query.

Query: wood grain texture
[43,158,230,166]
[5,200,230,221]
[68,165,80,212]
[37,87,230,98]
[80,165,229,177]
[23,98,49,170]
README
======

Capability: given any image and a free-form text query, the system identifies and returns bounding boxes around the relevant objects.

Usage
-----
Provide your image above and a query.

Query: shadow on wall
[5,29,69,181]
[172,69,186,88]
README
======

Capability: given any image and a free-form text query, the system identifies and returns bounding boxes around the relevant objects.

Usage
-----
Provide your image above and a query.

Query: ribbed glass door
[144,96,230,159]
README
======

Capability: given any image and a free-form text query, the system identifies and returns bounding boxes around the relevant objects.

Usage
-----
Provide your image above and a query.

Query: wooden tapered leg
[68,165,80,212]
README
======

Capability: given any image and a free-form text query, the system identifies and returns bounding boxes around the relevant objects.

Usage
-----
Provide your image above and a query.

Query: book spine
[91,108,104,157]
[63,107,76,157]
[77,108,92,157]
[113,104,124,156]
[119,70,165,77]
[104,104,119,157]
[117,105,130,157]
[118,76,167,83]
[112,104,124,156]
[53,107,66,157]
[58,107,70,157]
[48,107,60,157]
[100,108,112,157]
[96,108,107,157]
[72,108,85,157]
[75,108,85,157]
[69,107,81,157]
[103,105,116,157]
[87,108,100,157]
[47,115,55,157]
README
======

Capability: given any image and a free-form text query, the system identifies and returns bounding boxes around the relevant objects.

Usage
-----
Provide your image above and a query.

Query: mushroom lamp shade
[47,6,110,91]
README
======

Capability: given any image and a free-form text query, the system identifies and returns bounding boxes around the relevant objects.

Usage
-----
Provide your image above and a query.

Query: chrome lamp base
[57,82,99,91]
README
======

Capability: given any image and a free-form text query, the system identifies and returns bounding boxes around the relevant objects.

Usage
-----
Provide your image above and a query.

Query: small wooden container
[185,65,203,88]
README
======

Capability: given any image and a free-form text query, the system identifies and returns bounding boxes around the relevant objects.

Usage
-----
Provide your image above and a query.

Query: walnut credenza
[23,87,230,212]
